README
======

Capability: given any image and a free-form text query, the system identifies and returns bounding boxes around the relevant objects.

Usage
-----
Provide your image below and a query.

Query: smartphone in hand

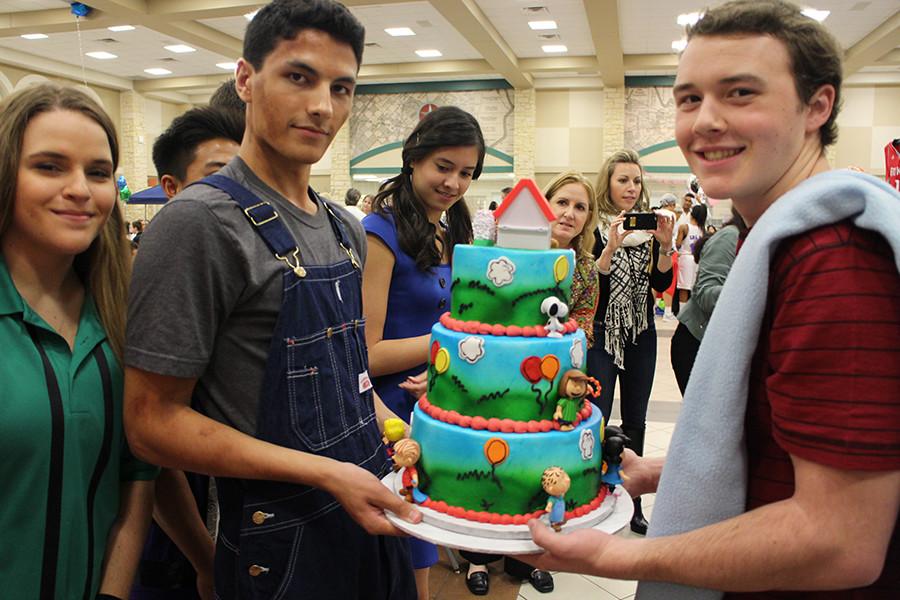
[623,212,658,230]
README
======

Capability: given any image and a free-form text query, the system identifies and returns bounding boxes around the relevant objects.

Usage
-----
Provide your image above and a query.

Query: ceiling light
[86,51,117,59]
[144,67,172,75]
[385,27,415,36]
[108,25,135,32]
[801,8,830,21]
[21,33,48,40]
[677,12,702,26]
[216,62,238,71]
[244,10,258,21]
[672,39,688,52]
[415,49,442,58]
[541,44,568,53]
[528,20,557,30]
[164,44,196,53]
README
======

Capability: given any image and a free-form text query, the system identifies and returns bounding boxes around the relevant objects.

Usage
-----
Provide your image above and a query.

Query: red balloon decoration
[520,356,543,384]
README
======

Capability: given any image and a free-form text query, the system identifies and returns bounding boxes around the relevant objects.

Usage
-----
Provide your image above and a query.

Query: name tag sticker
[359,370,373,393]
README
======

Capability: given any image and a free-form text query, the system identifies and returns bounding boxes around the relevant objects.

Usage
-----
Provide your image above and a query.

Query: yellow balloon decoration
[434,347,450,374]
[553,255,570,283]
[484,437,509,466]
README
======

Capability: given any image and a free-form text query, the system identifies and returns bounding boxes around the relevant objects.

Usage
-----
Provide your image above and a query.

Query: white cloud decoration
[579,429,595,461]
[570,337,584,369]
[458,336,485,364]
[486,257,516,287]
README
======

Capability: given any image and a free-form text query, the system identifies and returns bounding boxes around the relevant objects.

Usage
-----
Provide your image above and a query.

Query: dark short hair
[152,106,245,181]
[209,79,245,113]
[687,0,842,147]
[344,187,361,206]
[243,0,365,71]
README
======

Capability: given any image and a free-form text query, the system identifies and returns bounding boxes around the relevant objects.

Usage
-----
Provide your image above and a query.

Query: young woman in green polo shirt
[0,84,156,600]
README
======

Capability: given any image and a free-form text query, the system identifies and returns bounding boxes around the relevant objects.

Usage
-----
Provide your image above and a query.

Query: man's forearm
[610,495,887,591]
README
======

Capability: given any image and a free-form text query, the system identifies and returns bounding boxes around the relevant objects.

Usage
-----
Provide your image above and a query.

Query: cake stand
[381,469,633,555]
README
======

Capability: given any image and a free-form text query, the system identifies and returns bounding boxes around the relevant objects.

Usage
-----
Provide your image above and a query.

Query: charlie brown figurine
[555,370,601,431]
[393,438,428,504]
[541,466,571,531]
[382,417,406,462]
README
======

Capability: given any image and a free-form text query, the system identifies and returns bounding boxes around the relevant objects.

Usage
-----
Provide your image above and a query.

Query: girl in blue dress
[362,106,485,600]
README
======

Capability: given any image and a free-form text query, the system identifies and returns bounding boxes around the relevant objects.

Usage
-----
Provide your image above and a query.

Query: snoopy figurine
[540,296,569,337]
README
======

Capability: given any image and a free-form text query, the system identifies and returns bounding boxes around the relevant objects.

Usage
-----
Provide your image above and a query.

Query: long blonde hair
[0,84,130,361]
[594,149,650,229]
[542,171,597,259]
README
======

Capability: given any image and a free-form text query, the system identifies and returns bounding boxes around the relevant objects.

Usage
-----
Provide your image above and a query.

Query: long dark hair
[693,207,748,263]
[373,106,485,271]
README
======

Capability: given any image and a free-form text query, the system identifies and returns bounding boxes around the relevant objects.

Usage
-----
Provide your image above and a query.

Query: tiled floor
[429,317,682,600]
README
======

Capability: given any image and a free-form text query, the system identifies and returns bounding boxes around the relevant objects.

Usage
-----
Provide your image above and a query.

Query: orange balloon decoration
[483,437,509,466]
[540,355,560,381]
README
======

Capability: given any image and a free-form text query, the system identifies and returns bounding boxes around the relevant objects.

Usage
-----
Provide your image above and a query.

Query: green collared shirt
[0,256,157,600]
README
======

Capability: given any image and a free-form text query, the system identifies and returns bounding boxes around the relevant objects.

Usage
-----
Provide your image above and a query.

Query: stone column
[602,87,625,157]
[513,88,536,181]
[119,90,150,221]
[329,125,352,201]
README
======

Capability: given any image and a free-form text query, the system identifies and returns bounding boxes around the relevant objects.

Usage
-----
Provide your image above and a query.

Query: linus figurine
[601,426,631,493]
[555,370,601,431]
[393,438,428,504]
[541,466,571,531]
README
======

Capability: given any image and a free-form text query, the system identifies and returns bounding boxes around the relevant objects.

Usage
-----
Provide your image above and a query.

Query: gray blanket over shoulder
[636,170,900,599]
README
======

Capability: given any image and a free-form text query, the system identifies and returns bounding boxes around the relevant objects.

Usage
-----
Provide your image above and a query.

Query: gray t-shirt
[126,157,367,435]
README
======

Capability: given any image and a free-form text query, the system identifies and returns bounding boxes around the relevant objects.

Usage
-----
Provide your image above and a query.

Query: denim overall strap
[203,174,414,600]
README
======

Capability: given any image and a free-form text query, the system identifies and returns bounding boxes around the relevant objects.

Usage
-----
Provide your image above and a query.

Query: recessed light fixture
[677,12,702,26]
[86,51,117,60]
[528,20,557,30]
[21,33,48,40]
[415,49,442,58]
[672,39,688,52]
[108,25,135,32]
[541,44,568,54]
[244,10,258,21]
[385,27,415,36]
[144,67,172,75]
[216,62,238,71]
[801,8,830,21]
[164,44,196,53]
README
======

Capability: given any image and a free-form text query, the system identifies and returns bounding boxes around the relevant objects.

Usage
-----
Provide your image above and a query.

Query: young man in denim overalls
[123,1,419,598]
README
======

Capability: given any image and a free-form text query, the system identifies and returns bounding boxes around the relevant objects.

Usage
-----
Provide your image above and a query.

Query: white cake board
[381,470,633,555]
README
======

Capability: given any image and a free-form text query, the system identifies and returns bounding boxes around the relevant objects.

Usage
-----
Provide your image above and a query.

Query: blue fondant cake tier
[411,401,604,515]
[427,323,588,421]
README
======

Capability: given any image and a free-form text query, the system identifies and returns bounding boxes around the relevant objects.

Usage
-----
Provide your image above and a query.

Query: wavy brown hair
[0,84,130,361]
[594,149,650,229]
[542,171,598,260]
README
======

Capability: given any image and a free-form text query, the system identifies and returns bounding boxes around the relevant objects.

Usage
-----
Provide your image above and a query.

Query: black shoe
[529,569,554,593]
[630,497,649,535]
[465,571,489,596]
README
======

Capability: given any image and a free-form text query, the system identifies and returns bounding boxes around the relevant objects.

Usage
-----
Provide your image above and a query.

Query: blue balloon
[70,3,91,18]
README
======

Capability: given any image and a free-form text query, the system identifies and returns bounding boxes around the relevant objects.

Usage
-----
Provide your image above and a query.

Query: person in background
[588,149,674,536]
[152,106,244,200]
[131,105,244,600]
[362,106,485,600]
[674,203,707,307]
[208,78,246,114]
[657,193,679,321]
[361,193,374,214]
[670,209,747,395]
[528,1,899,595]
[123,1,419,598]
[0,83,157,600]
[545,171,600,347]
[344,187,366,220]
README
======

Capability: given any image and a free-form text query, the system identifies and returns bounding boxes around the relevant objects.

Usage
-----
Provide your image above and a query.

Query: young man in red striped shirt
[527,1,900,596]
